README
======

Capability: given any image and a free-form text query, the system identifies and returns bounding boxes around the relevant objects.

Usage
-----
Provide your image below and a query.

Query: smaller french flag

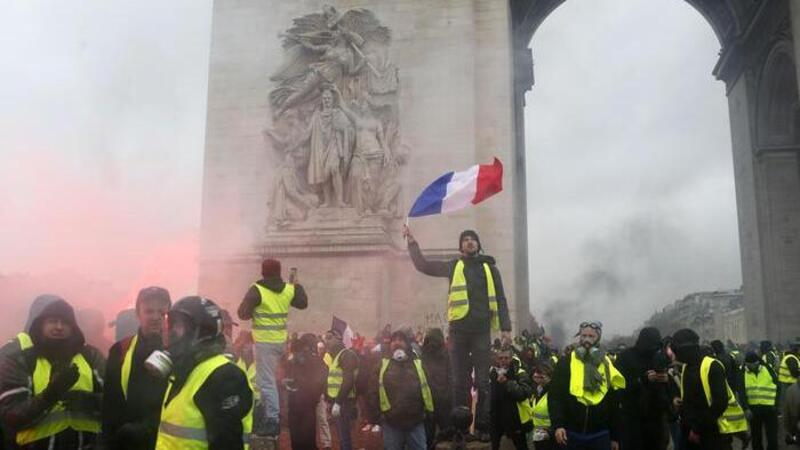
[408,158,503,218]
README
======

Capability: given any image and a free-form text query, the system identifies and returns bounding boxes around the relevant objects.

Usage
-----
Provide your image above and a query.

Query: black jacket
[548,351,623,440]
[101,330,169,449]
[421,331,452,422]
[370,357,428,430]
[0,300,106,450]
[680,357,728,435]
[407,241,511,333]
[163,355,253,450]
[489,362,533,433]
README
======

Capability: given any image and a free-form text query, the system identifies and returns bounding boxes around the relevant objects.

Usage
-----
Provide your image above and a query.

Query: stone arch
[756,40,800,149]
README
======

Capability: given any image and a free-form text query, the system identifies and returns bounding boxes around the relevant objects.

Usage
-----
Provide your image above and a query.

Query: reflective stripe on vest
[252,283,294,344]
[16,332,33,351]
[327,349,357,399]
[378,358,434,413]
[779,354,799,384]
[448,260,499,330]
[17,353,99,445]
[156,354,253,450]
[532,392,551,428]
[121,334,138,400]
[568,351,626,406]
[682,357,748,434]
[744,366,777,406]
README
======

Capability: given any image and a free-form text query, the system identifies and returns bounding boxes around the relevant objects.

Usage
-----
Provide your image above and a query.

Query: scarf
[577,346,606,392]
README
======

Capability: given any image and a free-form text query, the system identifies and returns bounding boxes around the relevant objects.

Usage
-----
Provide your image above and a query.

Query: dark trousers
[564,430,610,450]
[334,399,357,450]
[425,401,451,449]
[750,407,778,450]
[289,400,318,450]
[449,329,491,431]
[491,430,528,450]
[620,412,670,450]
[681,431,732,450]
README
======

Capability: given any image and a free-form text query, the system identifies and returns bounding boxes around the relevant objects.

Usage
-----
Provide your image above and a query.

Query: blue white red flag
[408,158,503,218]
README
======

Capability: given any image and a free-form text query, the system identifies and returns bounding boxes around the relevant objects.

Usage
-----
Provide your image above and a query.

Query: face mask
[144,349,173,378]
[392,349,408,362]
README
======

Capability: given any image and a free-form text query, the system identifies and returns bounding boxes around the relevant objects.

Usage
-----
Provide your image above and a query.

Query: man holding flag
[402,157,510,440]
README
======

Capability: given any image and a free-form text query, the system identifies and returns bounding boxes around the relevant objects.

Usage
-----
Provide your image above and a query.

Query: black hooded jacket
[421,328,452,420]
[0,300,105,450]
[407,241,512,333]
[616,327,671,419]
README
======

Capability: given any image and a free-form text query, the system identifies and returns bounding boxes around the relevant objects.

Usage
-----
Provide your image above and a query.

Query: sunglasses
[579,321,603,330]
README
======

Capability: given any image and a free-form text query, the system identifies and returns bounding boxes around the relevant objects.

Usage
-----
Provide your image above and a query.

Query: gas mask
[392,349,408,362]
[144,349,174,378]
[144,321,197,378]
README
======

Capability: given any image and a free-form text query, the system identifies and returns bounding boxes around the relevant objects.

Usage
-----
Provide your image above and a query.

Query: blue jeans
[383,422,427,450]
[335,400,357,450]
[255,341,284,424]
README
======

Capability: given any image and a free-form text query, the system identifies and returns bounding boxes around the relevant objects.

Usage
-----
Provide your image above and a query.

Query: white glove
[331,402,341,418]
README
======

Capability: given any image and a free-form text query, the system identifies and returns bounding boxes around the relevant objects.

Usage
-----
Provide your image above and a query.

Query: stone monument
[198,1,524,335]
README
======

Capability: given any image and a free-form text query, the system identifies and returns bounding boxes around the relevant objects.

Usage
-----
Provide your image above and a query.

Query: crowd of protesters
[0,226,799,450]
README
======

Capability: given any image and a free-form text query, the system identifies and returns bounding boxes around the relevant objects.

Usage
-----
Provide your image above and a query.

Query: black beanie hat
[459,230,481,251]
[745,351,759,364]
[672,328,700,348]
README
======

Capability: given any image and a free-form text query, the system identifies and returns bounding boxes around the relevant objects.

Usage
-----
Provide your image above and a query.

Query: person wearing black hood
[154,296,253,449]
[710,340,742,397]
[0,297,106,450]
[285,333,328,450]
[402,225,512,439]
[615,327,671,450]
[671,328,747,450]
[421,327,452,449]
[101,286,171,450]
[238,257,308,437]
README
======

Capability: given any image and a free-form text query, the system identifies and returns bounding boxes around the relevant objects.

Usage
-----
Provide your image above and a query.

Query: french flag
[408,158,503,218]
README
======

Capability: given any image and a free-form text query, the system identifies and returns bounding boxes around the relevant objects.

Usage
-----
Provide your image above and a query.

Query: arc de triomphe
[198,0,800,342]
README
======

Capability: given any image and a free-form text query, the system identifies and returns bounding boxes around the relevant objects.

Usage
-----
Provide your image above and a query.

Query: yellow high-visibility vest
[448,260,499,330]
[16,354,100,445]
[681,357,748,434]
[327,348,357,400]
[378,358,434,413]
[568,351,626,406]
[532,392,551,428]
[252,283,295,344]
[121,334,138,400]
[778,354,799,384]
[744,366,777,406]
[16,332,33,351]
[236,357,259,401]
[156,354,253,450]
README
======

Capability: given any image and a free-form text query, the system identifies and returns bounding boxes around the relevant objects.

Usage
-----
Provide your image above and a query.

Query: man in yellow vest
[371,329,434,450]
[549,321,626,450]
[0,295,60,449]
[154,296,253,450]
[530,363,554,450]
[671,328,747,450]
[101,286,171,450]
[740,351,778,450]
[489,346,533,450]
[0,297,106,449]
[778,342,800,407]
[238,258,308,437]
[403,225,512,439]
[324,328,359,450]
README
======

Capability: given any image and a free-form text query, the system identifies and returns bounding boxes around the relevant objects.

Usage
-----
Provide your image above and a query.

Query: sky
[525,0,741,339]
[0,0,741,339]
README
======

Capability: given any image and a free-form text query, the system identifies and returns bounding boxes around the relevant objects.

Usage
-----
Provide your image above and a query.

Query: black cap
[745,351,759,364]
[459,229,482,251]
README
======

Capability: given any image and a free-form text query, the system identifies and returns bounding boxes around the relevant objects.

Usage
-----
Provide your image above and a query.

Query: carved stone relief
[265,6,406,228]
